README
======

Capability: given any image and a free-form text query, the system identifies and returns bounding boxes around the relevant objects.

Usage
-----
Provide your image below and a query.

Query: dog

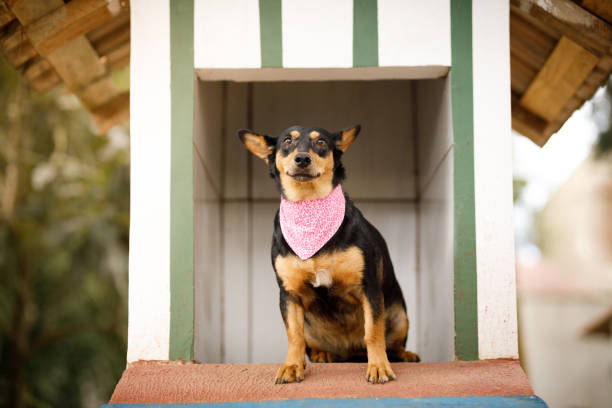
[238,125,419,384]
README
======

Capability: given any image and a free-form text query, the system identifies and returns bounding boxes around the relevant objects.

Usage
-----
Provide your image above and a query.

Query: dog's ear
[335,125,360,152]
[237,129,277,163]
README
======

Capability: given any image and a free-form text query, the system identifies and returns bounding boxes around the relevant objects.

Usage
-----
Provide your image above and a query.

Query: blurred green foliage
[595,78,612,157]
[513,178,527,203]
[0,55,129,408]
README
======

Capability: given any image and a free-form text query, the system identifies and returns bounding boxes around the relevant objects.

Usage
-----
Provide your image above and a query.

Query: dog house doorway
[193,73,454,365]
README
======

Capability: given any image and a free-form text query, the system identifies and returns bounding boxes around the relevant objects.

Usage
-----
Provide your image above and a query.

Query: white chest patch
[312,268,332,288]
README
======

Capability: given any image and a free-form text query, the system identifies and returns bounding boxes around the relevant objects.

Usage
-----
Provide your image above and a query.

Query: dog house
[117,0,539,406]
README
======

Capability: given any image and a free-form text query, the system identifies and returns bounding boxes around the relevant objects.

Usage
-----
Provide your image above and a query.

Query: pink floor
[109,359,533,404]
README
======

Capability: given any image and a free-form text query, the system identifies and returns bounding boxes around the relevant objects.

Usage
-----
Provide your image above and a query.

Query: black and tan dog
[238,125,419,384]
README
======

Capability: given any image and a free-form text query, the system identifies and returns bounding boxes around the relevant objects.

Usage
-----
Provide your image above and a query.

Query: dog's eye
[283,137,292,145]
[316,139,326,147]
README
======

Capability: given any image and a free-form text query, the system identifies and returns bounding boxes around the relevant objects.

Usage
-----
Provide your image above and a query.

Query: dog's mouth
[287,172,320,182]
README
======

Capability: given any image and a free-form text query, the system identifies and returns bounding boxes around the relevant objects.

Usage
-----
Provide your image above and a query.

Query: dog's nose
[294,153,311,168]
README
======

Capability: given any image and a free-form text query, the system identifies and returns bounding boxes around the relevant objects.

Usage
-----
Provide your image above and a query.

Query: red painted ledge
[109,359,532,404]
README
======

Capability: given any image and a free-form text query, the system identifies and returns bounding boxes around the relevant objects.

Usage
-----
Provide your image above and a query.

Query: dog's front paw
[275,362,305,384]
[366,361,396,384]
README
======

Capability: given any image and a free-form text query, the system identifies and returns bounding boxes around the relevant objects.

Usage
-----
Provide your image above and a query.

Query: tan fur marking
[290,130,300,138]
[243,133,273,163]
[276,149,334,201]
[275,301,306,384]
[363,299,395,383]
[337,127,358,152]
[275,247,366,360]
[309,130,320,139]
[274,247,365,296]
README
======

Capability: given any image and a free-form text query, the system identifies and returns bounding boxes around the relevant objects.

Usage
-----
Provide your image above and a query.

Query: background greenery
[0,56,129,408]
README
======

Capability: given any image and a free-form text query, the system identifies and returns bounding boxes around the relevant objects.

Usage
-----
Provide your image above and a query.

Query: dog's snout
[294,153,311,168]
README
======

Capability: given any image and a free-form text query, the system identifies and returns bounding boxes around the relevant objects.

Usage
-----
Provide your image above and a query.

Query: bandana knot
[279,185,346,260]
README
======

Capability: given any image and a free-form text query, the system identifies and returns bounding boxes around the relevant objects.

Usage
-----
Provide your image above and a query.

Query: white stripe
[282,0,353,68]
[472,0,518,359]
[194,0,261,69]
[378,0,451,67]
[128,0,171,362]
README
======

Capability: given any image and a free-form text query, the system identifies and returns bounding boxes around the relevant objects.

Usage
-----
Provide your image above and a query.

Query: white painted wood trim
[127,0,171,362]
[472,0,518,359]
[281,0,353,68]
[195,66,449,82]
[378,0,451,68]
[194,0,261,69]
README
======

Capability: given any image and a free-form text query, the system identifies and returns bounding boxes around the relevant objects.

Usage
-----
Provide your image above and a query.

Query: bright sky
[512,86,609,265]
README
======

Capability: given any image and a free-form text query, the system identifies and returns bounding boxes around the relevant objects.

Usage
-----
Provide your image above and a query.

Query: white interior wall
[194,81,223,363]
[195,79,452,363]
[415,77,455,362]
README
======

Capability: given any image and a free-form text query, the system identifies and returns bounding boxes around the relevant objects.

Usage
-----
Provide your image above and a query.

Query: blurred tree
[0,55,129,408]
[595,78,612,157]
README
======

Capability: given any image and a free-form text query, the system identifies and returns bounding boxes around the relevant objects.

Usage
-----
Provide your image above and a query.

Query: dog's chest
[274,246,365,295]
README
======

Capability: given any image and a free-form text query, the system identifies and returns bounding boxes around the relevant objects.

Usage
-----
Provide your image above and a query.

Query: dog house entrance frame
[127,0,517,365]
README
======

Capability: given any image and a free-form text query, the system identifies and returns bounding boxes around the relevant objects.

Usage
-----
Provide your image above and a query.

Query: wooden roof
[0,0,130,134]
[1,0,612,144]
[511,0,612,146]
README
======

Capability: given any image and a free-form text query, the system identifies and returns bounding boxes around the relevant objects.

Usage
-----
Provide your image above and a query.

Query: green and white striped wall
[128,0,517,363]
[195,0,449,71]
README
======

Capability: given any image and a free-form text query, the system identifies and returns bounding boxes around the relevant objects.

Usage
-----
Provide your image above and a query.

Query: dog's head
[237,125,360,201]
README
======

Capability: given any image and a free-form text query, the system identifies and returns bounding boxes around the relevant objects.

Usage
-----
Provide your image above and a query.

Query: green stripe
[450,0,478,361]
[169,0,195,361]
[259,0,282,67]
[353,0,378,67]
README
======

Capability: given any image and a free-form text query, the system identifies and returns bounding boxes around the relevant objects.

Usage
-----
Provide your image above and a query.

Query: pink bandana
[279,185,346,260]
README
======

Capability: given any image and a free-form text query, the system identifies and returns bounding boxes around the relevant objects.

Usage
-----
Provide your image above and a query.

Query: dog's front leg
[362,297,395,384]
[275,300,306,384]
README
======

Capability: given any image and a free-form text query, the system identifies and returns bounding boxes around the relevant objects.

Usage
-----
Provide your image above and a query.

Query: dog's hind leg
[384,303,420,363]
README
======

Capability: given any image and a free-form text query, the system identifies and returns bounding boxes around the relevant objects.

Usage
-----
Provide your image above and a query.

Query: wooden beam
[577,0,612,25]
[86,9,129,43]
[4,37,35,66]
[510,9,558,69]
[91,91,129,134]
[24,0,128,56]
[0,18,24,50]
[0,1,14,29]
[29,67,60,93]
[44,36,106,88]
[512,104,550,146]
[91,22,129,56]
[9,0,118,94]
[520,36,598,121]
[510,52,538,94]
[4,0,129,131]
[104,40,129,71]
[511,0,612,57]
[7,0,63,26]
[21,55,48,79]
[77,75,120,108]
[542,96,586,141]
[582,66,610,86]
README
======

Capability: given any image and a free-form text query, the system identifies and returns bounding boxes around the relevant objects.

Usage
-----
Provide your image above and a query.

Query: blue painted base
[104,395,547,407]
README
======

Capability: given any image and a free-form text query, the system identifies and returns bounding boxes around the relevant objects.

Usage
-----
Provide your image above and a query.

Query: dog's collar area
[279,185,345,260]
